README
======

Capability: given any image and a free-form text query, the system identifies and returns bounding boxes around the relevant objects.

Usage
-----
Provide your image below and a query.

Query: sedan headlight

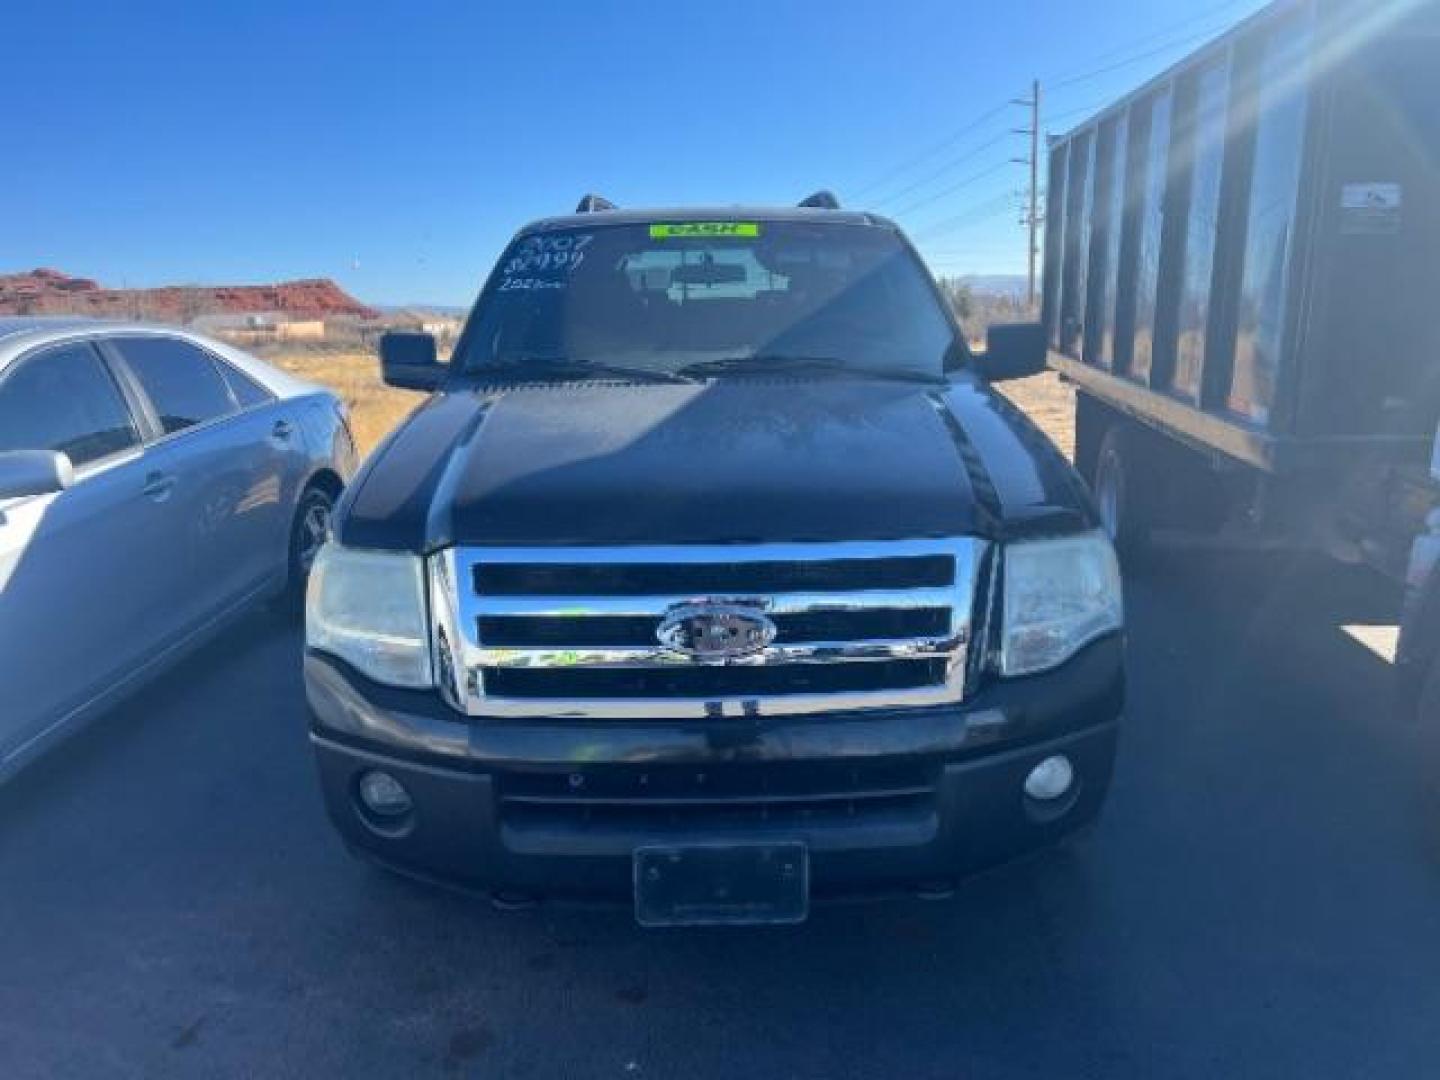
[1001,531,1123,678]
[306,545,433,688]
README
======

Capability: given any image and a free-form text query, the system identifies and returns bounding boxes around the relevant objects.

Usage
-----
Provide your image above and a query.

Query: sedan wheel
[298,498,332,574]
[282,486,336,612]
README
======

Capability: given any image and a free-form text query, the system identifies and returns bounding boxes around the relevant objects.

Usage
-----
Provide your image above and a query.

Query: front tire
[281,484,335,613]
[1093,424,1154,564]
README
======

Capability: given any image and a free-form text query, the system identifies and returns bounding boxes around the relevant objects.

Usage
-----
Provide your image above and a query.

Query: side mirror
[978,322,1047,382]
[380,331,446,391]
[0,449,74,500]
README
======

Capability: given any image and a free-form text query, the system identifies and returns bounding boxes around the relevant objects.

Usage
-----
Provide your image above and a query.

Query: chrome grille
[429,540,985,719]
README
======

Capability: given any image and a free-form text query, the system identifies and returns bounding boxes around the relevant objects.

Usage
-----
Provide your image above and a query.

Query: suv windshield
[455,220,957,381]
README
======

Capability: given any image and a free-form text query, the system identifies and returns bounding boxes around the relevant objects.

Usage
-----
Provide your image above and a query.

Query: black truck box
[1043,0,1440,477]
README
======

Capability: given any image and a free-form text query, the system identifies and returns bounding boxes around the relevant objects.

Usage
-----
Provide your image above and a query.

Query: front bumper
[306,637,1123,902]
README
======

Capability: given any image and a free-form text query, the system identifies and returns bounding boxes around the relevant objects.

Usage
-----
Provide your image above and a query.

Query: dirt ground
[268,349,1076,462]
[996,370,1076,461]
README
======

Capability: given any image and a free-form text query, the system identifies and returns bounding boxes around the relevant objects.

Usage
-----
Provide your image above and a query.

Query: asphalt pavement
[2,553,1438,1079]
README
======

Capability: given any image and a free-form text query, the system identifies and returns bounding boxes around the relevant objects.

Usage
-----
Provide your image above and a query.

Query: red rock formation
[0,268,377,321]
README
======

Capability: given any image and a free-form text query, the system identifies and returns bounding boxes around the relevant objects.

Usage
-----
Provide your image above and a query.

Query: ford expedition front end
[304,200,1124,925]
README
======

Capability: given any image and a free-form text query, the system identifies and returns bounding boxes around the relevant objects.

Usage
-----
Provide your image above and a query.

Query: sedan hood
[338,375,1094,551]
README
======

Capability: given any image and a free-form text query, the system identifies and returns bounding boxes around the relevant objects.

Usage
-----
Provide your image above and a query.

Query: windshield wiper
[676,355,943,385]
[474,356,696,385]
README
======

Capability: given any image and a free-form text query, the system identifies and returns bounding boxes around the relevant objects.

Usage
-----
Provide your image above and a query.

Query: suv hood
[337,376,1094,551]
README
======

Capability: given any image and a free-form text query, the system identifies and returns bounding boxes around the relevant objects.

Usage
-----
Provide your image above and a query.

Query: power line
[891,159,1012,220]
[887,159,1013,219]
[1047,100,1108,125]
[1045,0,1251,83]
[910,193,1016,243]
[850,0,1260,281]
[848,0,1256,210]
[1050,21,1238,90]
[891,93,1035,289]
[926,251,1030,262]
[926,244,1031,256]
[925,253,1030,265]
[919,205,1016,244]
[848,100,1011,201]
[870,130,1013,210]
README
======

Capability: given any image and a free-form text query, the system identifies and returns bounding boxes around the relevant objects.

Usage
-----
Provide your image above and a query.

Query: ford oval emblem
[656,602,777,662]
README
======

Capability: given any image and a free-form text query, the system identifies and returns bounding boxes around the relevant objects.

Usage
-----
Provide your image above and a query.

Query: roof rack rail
[798,190,840,209]
[575,193,617,213]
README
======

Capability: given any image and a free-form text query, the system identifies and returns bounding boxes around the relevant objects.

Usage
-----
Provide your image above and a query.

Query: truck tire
[1074,393,1107,490]
[1093,424,1155,564]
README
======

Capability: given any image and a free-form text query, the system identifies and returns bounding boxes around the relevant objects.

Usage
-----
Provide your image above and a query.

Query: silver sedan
[0,319,357,779]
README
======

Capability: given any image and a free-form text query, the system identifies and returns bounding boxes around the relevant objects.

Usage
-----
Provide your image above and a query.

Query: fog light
[1024,755,1075,802]
[358,770,412,817]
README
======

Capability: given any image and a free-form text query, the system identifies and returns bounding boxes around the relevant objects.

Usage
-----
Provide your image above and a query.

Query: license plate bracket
[633,841,809,927]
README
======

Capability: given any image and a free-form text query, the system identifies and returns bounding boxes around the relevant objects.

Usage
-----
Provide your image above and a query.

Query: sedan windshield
[455,220,957,381]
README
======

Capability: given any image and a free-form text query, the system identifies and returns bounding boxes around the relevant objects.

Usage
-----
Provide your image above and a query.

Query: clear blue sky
[3,0,1269,306]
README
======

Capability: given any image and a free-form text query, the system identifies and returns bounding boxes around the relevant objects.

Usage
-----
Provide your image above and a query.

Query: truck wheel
[1093,425,1153,563]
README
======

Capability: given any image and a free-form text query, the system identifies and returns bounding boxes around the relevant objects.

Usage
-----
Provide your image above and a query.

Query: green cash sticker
[649,222,761,239]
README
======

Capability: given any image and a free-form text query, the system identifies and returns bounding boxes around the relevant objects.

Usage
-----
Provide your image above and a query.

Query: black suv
[304,196,1125,925]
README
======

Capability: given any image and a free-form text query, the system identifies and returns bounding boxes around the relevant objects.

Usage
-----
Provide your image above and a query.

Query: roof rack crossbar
[798,190,840,209]
[575,193,618,213]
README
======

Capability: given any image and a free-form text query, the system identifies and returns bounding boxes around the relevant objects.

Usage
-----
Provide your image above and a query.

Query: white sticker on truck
[498,234,594,291]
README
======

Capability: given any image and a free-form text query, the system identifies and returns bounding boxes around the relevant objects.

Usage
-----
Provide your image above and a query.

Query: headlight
[306,545,433,688]
[1000,531,1123,678]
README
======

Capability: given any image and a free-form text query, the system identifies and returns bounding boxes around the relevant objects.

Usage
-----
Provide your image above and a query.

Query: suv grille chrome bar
[429,540,985,720]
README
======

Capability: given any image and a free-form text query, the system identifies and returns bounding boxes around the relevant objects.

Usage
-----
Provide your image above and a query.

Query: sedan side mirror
[380,331,446,391]
[978,322,1047,382]
[0,449,74,500]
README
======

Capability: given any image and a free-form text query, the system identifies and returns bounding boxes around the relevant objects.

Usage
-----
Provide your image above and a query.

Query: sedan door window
[113,337,237,435]
[0,343,140,467]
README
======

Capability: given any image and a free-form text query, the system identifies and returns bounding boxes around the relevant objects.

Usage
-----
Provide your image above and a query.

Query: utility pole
[1027,80,1041,312]
[1012,80,1043,311]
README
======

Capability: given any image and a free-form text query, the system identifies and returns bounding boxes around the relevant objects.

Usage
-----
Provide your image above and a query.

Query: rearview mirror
[0,449,74,500]
[380,331,446,391]
[978,322,1047,382]
[671,262,747,286]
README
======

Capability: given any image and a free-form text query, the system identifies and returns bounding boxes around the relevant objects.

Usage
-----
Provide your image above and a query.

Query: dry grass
[997,371,1076,461]
[266,350,425,455]
[266,349,1077,463]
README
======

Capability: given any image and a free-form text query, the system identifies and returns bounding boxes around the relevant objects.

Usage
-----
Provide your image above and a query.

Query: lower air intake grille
[498,760,941,832]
